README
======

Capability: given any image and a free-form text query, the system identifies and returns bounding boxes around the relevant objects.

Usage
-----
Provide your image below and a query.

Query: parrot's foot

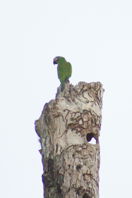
[65,79,69,83]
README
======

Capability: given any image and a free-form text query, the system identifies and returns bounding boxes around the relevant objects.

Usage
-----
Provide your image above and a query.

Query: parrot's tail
[61,81,65,92]
[61,79,69,91]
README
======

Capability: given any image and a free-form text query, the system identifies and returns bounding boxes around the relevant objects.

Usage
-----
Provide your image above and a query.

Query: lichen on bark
[35,81,104,198]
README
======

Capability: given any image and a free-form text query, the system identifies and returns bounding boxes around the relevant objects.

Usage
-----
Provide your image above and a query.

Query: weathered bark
[35,81,104,198]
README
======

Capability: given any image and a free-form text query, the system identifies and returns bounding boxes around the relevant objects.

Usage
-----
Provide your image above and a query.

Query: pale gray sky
[0,0,132,197]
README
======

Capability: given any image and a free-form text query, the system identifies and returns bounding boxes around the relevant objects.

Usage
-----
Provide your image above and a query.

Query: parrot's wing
[57,62,66,83]
[66,62,72,79]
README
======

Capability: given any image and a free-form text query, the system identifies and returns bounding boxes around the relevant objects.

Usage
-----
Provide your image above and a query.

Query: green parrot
[53,56,72,91]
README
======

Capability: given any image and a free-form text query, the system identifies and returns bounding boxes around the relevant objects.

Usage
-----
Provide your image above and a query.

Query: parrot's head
[53,56,65,65]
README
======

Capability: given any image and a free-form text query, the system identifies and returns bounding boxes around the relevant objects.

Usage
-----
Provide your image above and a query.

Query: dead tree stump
[35,81,104,198]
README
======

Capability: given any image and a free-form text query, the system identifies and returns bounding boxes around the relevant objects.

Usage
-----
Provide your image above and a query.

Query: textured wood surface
[35,82,104,198]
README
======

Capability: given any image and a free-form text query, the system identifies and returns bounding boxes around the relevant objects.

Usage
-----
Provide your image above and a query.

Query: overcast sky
[1,0,132,198]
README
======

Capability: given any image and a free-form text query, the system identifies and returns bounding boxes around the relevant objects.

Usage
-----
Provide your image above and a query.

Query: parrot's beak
[53,60,56,64]
[53,57,58,64]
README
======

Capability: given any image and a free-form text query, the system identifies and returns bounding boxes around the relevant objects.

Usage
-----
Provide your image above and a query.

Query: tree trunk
[35,81,104,198]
